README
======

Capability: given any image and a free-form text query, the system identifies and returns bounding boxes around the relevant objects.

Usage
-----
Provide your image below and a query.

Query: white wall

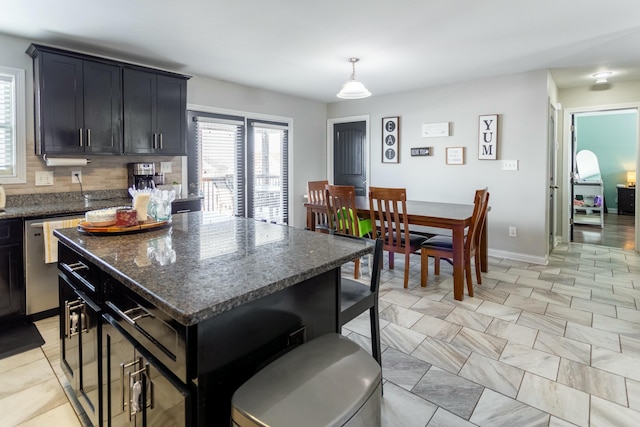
[328,70,551,263]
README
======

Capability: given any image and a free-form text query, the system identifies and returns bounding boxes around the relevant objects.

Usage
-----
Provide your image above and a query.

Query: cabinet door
[83,60,122,154]
[123,68,156,154]
[0,219,24,321]
[155,75,187,155]
[39,52,84,154]
[102,316,188,427]
[0,243,24,320]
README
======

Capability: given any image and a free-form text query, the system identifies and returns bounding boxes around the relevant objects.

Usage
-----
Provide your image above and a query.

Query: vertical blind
[0,73,15,177]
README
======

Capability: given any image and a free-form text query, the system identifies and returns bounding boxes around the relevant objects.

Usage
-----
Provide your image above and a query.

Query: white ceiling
[2,0,640,103]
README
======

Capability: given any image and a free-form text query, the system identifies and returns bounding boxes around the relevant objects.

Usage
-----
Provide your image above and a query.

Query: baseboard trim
[487,249,547,265]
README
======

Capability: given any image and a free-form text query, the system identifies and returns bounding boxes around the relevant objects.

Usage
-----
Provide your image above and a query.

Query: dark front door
[333,121,367,196]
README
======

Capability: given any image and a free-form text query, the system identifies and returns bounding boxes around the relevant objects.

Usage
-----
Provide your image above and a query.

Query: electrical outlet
[35,171,54,186]
[509,226,517,237]
[160,161,172,173]
[502,160,519,171]
[71,170,82,183]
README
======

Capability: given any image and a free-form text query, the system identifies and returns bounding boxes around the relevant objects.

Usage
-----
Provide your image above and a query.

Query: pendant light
[337,58,372,99]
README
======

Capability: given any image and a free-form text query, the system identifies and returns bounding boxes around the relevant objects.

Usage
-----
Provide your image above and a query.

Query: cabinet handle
[121,357,152,420]
[86,128,91,147]
[152,133,157,149]
[79,128,83,147]
[159,133,163,149]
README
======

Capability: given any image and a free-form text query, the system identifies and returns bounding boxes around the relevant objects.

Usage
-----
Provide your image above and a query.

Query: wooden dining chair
[326,185,373,278]
[338,235,384,369]
[307,180,330,233]
[420,188,490,297]
[368,187,428,289]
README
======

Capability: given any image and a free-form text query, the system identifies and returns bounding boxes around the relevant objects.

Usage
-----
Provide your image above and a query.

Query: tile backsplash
[3,147,183,196]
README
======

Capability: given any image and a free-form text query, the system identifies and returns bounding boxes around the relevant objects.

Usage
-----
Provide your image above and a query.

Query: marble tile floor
[3,241,640,426]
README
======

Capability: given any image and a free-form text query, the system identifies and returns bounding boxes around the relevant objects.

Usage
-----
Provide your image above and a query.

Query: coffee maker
[128,163,157,191]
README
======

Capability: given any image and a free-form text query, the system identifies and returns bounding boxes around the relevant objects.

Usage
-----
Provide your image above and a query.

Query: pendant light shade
[337,58,371,99]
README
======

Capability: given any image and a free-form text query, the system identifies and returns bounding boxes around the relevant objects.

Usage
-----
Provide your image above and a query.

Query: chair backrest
[467,188,490,253]
[307,180,330,229]
[326,185,360,237]
[307,180,329,205]
[368,187,410,249]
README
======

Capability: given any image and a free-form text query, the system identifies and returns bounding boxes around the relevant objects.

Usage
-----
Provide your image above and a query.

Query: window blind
[188,111,245,220]
[0,73,15,177]
[247,119,289,225]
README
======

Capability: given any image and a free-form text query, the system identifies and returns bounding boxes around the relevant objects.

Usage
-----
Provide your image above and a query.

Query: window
[0,66,26,183]
[187,111,290,224]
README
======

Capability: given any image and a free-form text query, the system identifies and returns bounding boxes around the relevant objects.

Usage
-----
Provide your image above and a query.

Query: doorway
[327,116,370,194]
[562,105,639,250]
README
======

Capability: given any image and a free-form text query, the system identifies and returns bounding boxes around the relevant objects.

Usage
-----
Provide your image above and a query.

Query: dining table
[304,196,489,301]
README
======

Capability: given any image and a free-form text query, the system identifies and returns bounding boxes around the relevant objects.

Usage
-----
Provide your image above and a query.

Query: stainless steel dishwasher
[24,214,84,316]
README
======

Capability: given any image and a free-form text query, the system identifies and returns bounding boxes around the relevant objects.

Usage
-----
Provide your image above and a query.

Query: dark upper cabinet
[27,44,189,157]
[123,68,187,155]
[31,50,122,155]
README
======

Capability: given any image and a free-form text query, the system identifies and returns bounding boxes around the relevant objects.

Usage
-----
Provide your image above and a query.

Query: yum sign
[478,114,498,160]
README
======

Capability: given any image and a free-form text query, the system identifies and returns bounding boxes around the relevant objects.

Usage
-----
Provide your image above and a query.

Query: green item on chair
[337,207,372,237]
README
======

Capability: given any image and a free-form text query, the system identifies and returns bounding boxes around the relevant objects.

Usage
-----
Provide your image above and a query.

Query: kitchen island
[54,212,373,426]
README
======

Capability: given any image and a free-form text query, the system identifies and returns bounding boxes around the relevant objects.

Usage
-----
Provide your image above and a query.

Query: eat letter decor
[382,117,400,163]
[478,114,498,160]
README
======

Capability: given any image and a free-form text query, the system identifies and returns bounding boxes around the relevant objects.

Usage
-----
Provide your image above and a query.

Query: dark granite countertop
[54,212,373,326]
[0,190,203,220]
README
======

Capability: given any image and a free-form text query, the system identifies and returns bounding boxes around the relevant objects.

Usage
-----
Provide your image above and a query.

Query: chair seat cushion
[421,235,453,250]
[389,232,428,247]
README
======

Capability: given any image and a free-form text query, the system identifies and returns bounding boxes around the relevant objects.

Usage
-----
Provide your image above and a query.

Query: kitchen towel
[43,218,82,263]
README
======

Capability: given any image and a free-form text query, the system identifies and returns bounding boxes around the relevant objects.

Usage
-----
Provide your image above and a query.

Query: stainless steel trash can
[231,333,382,427]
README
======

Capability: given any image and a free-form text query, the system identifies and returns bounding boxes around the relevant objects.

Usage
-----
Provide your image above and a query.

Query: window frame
[0,65,26,184]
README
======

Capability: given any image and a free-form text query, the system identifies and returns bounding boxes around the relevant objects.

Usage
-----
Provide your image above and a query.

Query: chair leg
[474,252,482,284]
[354,257,360,279]
[403,254,410,289]
[434,257,440,275]
[369,303,383,395]
[420,251,428,287]
[465,257,474,297]
[388,251,394,269]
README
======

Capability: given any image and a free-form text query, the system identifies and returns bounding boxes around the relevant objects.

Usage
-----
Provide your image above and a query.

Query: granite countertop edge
[55,228,374,326]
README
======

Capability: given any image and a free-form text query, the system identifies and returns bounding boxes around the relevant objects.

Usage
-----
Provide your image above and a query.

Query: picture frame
[382,116,400,163]
[446,147,464,165]
[478,114,498,160]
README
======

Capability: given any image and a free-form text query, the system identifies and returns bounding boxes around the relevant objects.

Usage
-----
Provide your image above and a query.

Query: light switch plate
[35,171,54,186]
[502,160,518,171]
[160,162,172,173]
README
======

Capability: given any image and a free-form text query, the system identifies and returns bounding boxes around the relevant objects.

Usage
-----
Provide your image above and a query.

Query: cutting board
[77,219,171,234]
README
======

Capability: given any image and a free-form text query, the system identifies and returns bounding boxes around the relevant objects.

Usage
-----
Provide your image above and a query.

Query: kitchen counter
[54,211,373,326]
[0,190,203,220]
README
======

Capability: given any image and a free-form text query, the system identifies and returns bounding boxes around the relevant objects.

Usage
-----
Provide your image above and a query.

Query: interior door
[333,121,367,196]
[570,113,577,241]
[548,103,558,251]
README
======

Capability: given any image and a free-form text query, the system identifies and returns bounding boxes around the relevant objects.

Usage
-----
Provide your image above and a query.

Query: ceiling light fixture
[337,58,371,99]
[592,71,613,84]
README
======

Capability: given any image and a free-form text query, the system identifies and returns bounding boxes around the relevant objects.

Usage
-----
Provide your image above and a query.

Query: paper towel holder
[42,154,91,167]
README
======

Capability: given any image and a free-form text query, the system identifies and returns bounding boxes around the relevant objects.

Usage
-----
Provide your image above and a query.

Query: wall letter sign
[478,114,498,160]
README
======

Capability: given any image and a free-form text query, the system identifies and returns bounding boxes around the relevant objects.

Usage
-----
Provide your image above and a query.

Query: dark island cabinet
[30,48,122,155]
[123,68,188,156]
[0,219,24,323]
